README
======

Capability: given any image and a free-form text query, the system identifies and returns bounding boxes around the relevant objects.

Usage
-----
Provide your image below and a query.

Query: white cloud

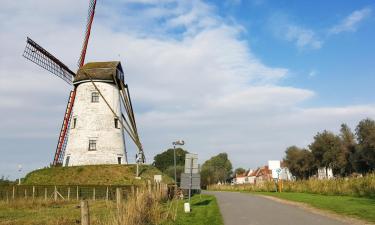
[329,7,372,34]
[0,0,375,179]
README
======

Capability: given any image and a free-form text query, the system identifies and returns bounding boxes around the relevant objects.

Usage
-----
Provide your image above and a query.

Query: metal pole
[174,144,177,185]
[189,157,193,203]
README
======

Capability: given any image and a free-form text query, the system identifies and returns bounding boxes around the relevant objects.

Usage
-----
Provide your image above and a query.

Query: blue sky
[0,0,374,179]
[213,0,375,106]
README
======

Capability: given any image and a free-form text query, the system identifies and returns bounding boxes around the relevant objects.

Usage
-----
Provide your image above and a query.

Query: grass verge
[162,194,223,225]
[256,192,375,223]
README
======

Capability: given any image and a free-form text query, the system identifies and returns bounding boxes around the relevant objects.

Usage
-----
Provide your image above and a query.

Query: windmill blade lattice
[78,0,97,68]
[23,37,75,85]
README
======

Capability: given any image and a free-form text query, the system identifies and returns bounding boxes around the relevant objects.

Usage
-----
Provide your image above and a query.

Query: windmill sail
[78,0,97,68]
[23,37,75,85]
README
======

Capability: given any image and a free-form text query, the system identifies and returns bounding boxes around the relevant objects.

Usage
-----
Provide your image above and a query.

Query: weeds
[209,173,375,198]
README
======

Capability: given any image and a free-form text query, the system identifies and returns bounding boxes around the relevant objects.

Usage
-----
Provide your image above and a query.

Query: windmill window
[114,118,120,129]
[89,139,97,151]
[72,117,77,129]
[118,157,122,164]
[91,92,99,103]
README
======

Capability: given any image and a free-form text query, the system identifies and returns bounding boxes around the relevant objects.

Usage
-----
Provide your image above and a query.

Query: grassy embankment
[22,164,173,185]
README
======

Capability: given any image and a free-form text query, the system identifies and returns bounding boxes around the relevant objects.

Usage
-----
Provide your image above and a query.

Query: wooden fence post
[116,187,122,219]
[24,188,27,199]
[93,187,96,201]
[68,187,71,201]
[147,180,151,193]
[106,186,109,201]
[77,186,79,201]
[54,186,57,201]
[12,186,15,200]
[44,188,47,201]
[116,188,122,208]
[80,200,90,225]
[32,186,35,200]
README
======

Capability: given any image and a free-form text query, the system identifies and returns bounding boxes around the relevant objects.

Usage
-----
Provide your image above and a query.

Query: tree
[339,124,356,175]
[164,165,185,184]
[309,131,342,175]
[284,146,315,179]
[355,118,375,173]
[152,148,188,173]
[234,167,246,176]
[201,153,232,187]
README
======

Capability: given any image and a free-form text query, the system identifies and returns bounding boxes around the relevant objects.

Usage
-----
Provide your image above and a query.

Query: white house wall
[63,81,126,166]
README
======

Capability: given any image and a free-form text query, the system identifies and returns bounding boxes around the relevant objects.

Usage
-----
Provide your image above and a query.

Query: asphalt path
[205,191,350,225]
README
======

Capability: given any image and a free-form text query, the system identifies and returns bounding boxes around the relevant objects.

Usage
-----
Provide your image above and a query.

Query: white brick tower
[63,62,127,166]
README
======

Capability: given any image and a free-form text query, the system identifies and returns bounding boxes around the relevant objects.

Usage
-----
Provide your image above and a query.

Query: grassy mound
[23,164,173,186]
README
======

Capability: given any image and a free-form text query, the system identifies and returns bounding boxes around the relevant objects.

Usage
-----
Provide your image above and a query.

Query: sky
[0,0,374,179]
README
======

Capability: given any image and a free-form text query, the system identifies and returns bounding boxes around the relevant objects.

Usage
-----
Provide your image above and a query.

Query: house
[317,167,333,179]
[251,166,272,184]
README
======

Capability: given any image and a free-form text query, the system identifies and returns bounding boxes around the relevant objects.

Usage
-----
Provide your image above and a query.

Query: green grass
[23,164,173,185]
[0,200,113,225]
[162,194,223,225]
[257,192,375,223]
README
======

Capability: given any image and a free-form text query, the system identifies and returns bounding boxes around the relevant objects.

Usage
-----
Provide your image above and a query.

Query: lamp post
[172,140,185,186]
[17,164,22,185]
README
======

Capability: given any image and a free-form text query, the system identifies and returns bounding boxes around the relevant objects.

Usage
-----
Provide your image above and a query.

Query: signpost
[181,153,200,212]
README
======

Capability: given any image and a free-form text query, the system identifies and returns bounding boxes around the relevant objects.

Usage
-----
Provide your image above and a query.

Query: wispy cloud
[269,14,322,50]
[285,25,322,49]
[308,70,318,78]
[329,7,372,34]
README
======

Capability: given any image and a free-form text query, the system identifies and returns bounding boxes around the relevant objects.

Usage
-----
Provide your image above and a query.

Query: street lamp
[17,164,22,185]
[172,140,185,185]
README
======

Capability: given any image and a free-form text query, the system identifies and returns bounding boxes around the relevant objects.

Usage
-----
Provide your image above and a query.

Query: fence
[0,182,169,202]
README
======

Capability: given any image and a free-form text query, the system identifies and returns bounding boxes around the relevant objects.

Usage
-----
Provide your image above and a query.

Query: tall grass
[110,188,177,225]
[209,173,375,198]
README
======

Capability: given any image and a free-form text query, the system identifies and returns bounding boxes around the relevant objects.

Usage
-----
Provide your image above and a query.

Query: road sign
[184,153,199,174]
[180,173,201,190]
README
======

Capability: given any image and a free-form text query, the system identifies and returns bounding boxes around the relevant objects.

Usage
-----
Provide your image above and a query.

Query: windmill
[22,0,145,168]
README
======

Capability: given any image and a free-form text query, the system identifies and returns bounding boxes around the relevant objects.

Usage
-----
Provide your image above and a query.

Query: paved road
[205,191,349,225]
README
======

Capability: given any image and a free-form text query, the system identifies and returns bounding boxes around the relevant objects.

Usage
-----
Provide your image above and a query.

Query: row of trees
[285,118,375,179]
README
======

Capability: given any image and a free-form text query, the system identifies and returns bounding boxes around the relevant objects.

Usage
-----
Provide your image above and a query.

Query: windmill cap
[74,61,124,85]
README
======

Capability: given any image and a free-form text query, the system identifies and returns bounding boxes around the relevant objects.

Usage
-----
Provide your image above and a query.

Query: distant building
[317,167,333,179]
